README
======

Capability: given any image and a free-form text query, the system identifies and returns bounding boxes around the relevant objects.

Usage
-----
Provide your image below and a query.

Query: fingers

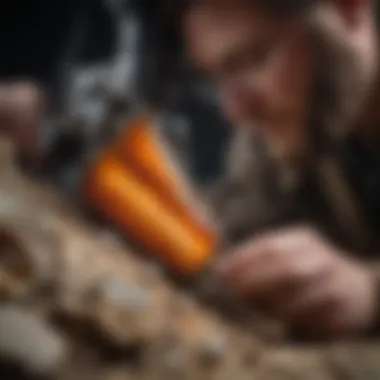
[212,227,377,338]
[211,227,366,337]
[224,250,342,336]
[271,269,337,328]
[227,250,284,299]
[215,227,318,276]
[216,239,276,286]
[222,250,331,307]
[215,229,332,301]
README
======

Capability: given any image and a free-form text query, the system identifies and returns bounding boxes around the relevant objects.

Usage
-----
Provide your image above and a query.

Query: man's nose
[220,85,264,124]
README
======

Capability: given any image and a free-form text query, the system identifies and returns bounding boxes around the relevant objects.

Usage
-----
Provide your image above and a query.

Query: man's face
[184,0,378,161]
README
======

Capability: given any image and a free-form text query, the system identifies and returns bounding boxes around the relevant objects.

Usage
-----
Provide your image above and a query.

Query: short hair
[138,0,316,104]
[138,0,380,105]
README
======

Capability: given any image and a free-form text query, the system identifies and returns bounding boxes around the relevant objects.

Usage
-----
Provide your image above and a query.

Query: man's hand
[214,227,378,338]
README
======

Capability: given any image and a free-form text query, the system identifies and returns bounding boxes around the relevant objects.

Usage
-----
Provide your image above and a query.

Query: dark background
[0,0,229,184]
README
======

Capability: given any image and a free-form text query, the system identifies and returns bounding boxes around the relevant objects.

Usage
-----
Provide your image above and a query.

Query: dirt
[0,136,379,380]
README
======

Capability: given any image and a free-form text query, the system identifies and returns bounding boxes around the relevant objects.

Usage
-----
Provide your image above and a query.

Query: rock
[0,135,380,380]
[0,305,68,376]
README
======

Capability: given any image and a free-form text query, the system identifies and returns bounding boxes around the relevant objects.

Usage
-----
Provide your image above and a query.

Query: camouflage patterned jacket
[208,128,380,336]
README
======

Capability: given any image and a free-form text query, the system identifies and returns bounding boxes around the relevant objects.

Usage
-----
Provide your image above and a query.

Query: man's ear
[308,0,374,47]
[329,0,371,28]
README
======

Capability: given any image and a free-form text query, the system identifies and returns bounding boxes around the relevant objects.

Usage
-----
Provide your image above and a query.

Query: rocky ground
[0,135,379,380]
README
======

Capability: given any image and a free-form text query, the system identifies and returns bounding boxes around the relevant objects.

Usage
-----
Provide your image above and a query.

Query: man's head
[180,0,379,162]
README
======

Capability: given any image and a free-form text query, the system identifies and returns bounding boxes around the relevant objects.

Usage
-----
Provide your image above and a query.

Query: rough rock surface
[0,135,379,380]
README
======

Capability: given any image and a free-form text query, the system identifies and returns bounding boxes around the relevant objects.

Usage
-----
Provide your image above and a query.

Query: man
[4,0,380,340]
[152,0,380,339]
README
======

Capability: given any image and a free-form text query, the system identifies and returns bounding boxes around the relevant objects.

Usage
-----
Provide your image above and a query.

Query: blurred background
[0,0,231,189]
